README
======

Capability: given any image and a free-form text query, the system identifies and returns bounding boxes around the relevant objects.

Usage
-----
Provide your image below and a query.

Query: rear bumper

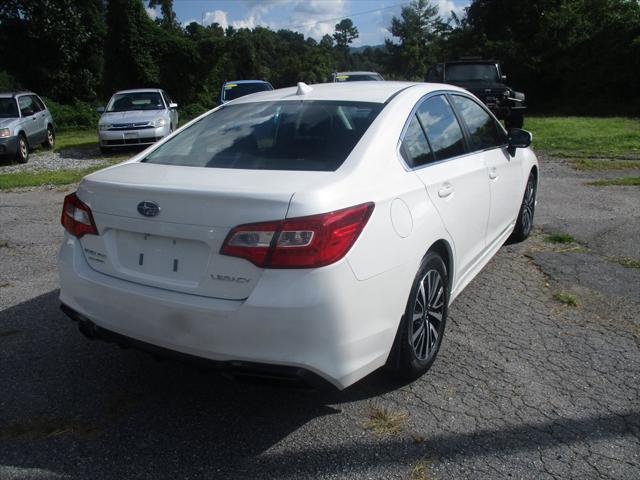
[58,234,407,389]
[0,136,18,155]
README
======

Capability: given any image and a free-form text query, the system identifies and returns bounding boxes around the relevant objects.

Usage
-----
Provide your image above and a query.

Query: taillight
[221,202,374,268]
[61,192,98,238]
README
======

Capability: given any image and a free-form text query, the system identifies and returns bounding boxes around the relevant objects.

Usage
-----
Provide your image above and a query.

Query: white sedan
[58,81,538,389]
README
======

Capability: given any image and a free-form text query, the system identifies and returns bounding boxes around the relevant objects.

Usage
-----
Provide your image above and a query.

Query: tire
[387,252,449,380]
[16,134,29,164]
[99,145,112,155]
[509,170,537,242]
[42,125,55,149]
[505,112,524,130]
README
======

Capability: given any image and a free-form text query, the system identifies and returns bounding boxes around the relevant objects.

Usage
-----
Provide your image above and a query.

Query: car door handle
[438,183,454,198]
[489,168,499,180]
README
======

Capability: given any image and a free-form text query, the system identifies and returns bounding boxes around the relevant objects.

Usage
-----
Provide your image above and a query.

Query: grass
[524,116,640,158]
[570,159,640,171]
[54,129,97,151]
[545,232,576,244]
[553,291,579,307]
[410,458,434,480]
[362,407,408,436]
[0,164,111,190]
[586,176,640,186]
[608,256,640,269]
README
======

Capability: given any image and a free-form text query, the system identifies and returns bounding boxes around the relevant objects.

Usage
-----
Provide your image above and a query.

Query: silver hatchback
[97,89,178,154]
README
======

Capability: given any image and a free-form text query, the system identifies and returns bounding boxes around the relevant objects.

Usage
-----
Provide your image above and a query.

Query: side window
[401,114,433,168]
[416,95,466,161]
[31,95,45,112]
[18,96,36,116]
[451,95,506,151]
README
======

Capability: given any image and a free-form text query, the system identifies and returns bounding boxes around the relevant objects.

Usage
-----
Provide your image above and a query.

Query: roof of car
[113,88,162,94]
[229,81,447,105]
[223,80,271,85]
[0,91,33,98]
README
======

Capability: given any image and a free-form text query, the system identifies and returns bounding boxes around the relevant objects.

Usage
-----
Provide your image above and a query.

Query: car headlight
[98,123,111,131]
[0,128,11,138]
[150,117,167,128]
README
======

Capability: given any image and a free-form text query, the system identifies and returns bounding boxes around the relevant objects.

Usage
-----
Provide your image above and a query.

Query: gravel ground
[0,147,124,174]
[0,154,638,479]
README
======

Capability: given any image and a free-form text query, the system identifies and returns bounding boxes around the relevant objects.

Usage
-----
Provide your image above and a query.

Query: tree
[104,0,160,95]
[386,0,444,80]
[333,18,358,50]
[0,0,105,101]
[148,0,179,30]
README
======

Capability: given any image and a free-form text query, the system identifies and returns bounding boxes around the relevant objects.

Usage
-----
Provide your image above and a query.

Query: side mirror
[169,102,178,109]
[507,128,532,156]
[96,106,105,113]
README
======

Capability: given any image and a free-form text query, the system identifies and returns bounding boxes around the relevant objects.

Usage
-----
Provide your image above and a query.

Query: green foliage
[0,1,105,101]
[1,0,638,117]
[553,291,578,307]
[333,19,359,50]
[386,0,444,80]
[545,233,576,244]
[44,98,100,131]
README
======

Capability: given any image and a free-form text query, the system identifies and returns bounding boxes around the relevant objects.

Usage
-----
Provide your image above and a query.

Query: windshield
[223,83,272,102]
[335,74,383,82]
[0,98,19,118]
[445,64,499,82]
[143,101,383,171]
[106,92,164,112]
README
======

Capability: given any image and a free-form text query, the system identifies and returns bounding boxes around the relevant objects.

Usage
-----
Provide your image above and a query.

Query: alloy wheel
[521,176,536,235]
[411,269,445,361]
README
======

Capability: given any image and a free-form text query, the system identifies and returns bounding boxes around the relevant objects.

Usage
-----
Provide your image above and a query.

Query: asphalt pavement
[0,155,638,479]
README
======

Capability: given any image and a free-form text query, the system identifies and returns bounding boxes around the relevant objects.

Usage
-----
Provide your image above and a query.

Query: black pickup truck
[425,59,526,129]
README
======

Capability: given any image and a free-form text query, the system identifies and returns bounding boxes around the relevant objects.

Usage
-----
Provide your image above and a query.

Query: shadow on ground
[1,290,638,479]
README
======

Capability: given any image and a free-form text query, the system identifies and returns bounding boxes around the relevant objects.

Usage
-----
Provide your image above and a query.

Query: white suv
[59,81,537,389]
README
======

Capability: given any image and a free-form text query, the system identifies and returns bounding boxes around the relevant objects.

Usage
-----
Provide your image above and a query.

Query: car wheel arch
[426,239,454,293]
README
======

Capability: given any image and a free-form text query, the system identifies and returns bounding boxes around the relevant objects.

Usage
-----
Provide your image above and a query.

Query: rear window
[223,83,272,102]
[143,101,383,171]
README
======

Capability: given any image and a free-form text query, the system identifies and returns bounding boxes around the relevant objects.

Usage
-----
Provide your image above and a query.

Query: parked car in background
[219,80,274,104]
[331,71,385,82]
[0,91,55,163]
[425,59,526,129]
[97,89,178,154]
[59,81,537,390]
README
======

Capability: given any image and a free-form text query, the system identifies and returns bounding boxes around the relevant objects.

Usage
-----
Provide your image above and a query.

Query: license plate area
[124,132,139,140]
[115,231,210,285]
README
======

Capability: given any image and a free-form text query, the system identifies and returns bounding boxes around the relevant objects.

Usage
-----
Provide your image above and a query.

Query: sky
[147,0,469,46]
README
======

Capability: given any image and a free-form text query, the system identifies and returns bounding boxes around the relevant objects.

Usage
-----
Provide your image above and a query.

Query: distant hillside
[350,44,386,53]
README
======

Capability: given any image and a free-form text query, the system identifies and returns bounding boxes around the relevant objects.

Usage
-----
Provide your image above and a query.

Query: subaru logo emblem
[137,201,160,217]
